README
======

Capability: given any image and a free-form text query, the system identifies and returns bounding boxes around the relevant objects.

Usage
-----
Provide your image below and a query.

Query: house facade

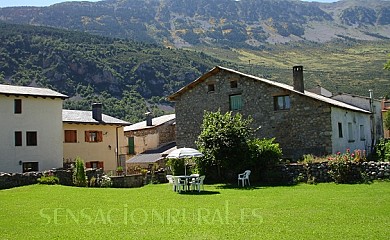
[168,66,376,159]
[0,84,67,173]
[124,113,176,173]
[62,104,130,173]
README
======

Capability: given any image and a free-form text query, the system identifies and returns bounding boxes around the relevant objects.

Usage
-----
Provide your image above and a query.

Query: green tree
[196,110,253,182]
[73,157,87,187]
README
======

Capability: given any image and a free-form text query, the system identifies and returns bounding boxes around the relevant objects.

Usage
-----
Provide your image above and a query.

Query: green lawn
[1,182,389,239]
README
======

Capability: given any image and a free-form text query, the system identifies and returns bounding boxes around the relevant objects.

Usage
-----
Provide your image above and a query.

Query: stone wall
[110,174,144,188]
[174,68,333,159]
[0,169,104,189]
[282,161,390,184]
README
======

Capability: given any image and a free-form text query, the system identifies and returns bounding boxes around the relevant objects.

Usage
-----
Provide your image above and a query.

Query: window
[348,122,354,142]
[208,84,215,92]
[85,131,103,142]
[64,130,77,143]
[338,122,343,138]
[15,131,22,146]
[22,162,39,173]
[14,99,22,114]
[360,125,365,141]
[274,95,290,110]
[230,94,242,111]
[86,161,104,169]
[26,131,37,146]
[230,80,238,88]
[128,137,135,154]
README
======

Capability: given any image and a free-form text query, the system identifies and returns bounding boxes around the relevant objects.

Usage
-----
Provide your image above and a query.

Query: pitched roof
[0,84,68,99]
[126,142,176,164]
[124,114,175,132]
[62,110,130,126]
[168,66,370,114]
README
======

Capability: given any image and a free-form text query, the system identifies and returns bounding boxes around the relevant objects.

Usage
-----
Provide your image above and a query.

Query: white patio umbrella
[166,147,204,175]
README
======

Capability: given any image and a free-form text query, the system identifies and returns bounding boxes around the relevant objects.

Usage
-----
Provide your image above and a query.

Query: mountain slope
[0,0,389,47]
[0,21,223,122]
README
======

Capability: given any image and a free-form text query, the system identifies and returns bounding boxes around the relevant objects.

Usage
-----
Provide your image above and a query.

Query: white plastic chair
[172,176,186,192]
[238,170,251,187]
[191,175,205,192]
[166,175,175,191]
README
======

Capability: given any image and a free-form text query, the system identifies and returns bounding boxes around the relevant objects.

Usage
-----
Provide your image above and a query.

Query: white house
[0,84,68,173]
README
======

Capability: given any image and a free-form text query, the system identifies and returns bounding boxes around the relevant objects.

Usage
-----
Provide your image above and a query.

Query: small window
[15,131,22,146]
[22,162,39,173]
[14,99,22,114]
[230,81,238,88]
[230,94,242,111]
[26,131,37,146]
[348,122,354,142]
[360,125,365,141]
[208,84,215,92]
[85,131,103,142]
[338,122,343,138]
[274,95,290,110]
[64,130,77,143]
[128,137,135,154]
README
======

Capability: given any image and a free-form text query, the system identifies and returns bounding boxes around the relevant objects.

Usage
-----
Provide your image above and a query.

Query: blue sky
[0,0,339,8]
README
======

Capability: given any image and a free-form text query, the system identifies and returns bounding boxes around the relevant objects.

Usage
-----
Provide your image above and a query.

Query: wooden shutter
[85,131,90,142]
[97,131,103,142]
[128,137,135,154]
[85,162,92,168]
[98,161,104,170]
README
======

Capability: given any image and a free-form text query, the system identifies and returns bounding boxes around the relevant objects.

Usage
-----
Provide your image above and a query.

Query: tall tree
[196,110,253,181]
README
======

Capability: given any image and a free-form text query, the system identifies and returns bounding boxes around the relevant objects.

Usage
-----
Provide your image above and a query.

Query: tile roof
[62,110,130,126]
[124,114,175,131]
[126,142,176,164]
[0,84,68,99]
[168,66,370,114]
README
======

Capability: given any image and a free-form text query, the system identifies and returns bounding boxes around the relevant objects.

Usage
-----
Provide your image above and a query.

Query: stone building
[168,66,377,159]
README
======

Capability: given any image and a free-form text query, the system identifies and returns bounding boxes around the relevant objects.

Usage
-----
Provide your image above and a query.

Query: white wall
[331,107,372,154]
[0,95,63,173]
[134,133,159,154]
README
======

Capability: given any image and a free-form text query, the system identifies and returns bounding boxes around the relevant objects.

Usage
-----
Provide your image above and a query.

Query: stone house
[0,84,68,173]
[62,103,130,173]
[168,66,377,159]
[124,113,176,173]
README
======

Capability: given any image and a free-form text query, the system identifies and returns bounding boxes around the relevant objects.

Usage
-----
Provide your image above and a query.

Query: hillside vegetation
[0,22,223,123]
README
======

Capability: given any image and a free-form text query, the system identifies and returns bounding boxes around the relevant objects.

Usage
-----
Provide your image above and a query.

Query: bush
[73,157,87,187]
[166,158,185,175]
[375,139,390,162]
[37,176,59,185]
[328,149,367,184]
[99,175,112,188]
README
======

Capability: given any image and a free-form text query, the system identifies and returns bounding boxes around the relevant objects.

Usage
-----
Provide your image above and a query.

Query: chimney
[293,66,304,93]
[145,112,153,126]
[92,103,102,121]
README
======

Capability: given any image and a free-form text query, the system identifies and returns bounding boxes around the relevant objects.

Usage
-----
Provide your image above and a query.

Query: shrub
[73,157,87,187]
[166,158,185,175]
[328,149,367,184]
[375,139,390,162]
[37,176,59,185]
[99,175,112,188]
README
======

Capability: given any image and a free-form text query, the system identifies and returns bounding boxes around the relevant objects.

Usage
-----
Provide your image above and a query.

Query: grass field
[1,182,389,239]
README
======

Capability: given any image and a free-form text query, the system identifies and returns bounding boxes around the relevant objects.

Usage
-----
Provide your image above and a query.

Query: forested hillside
[0,22,223,123]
